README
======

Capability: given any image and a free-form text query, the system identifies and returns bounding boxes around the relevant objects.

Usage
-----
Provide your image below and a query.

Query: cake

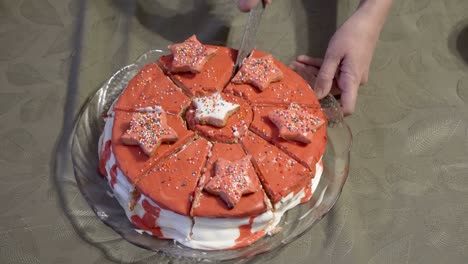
[98,35,327,250]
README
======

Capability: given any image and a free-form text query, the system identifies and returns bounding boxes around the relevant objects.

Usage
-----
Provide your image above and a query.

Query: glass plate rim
[64,49,353,263]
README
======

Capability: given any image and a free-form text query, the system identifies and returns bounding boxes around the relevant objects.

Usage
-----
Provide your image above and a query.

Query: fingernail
[313,85,325,99]
[312,86,321,98]
[315,90,324,99]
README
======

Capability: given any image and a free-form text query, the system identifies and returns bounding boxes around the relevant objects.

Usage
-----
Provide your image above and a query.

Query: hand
[236,0,272,12]
[290,0,391,115]
[289,57,342,97]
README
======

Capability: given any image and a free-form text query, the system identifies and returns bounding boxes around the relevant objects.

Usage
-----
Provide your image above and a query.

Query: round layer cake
[98,35,328,250]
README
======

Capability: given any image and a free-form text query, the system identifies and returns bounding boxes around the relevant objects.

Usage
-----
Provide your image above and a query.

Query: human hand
[236,0,272,12]
[291,0,391,115]
[289,57,341,97]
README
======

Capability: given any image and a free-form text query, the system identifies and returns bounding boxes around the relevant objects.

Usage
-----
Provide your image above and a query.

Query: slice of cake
[225,50,320,107]
[240,131,313,205]
[110,110,194,185]
[113,63,190,115]
[158,35,237,96]
[137,137,211,216]
[192,143,268,218]
[249,104,327,171]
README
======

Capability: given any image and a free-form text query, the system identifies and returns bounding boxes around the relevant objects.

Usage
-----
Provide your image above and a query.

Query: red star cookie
[168,35,217,73]
[231,54,283,91]
[268,103,325,144]
[121,108,178,156]
[204,156,259,209]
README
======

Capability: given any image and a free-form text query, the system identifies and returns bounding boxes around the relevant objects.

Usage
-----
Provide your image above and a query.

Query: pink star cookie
[121,108,178,156]
[204,156,259,209]
[231,54,283,91]
[268,103,325,144]
[168,35,217,73]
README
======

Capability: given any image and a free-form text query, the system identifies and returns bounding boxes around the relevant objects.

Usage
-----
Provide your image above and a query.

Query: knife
[234,1,266,70]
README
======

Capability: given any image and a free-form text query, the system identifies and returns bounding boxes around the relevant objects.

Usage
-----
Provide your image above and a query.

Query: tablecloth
[1,0,468,263]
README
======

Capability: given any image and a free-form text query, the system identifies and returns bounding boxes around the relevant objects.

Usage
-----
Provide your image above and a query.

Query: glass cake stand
[56,50,352,263]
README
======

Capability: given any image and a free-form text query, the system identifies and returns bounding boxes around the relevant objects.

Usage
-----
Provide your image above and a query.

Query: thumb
[337,71,360,115]
[314,53,341,99]
[237,0,261,12]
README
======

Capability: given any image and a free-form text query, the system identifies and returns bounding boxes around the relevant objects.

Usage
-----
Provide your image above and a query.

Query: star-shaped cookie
[121,108,178,156]
[231,54,283,91]
[204,156,259,209]
[168,35,217,73]
[192,93,240,128]
[268,103,325,144]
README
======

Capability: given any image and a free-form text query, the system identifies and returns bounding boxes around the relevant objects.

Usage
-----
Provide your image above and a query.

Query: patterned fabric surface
[1,0,468,263]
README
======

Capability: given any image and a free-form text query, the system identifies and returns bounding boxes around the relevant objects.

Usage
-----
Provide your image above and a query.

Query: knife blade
[234,1,266,70]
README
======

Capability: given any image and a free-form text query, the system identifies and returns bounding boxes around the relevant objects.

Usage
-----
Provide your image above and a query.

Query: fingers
[314,53,341,99]
[330,80,341,96]
[293,53,362,115]
[237,0,260,12]
[295,55,323,67]
[337,72,360,115]
[237,0,269,12]
[361,71,369,85]
[289,61,320,85]
[289,61,319,75]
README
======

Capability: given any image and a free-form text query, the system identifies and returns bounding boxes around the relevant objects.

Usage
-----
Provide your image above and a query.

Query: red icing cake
[98,35,327,250]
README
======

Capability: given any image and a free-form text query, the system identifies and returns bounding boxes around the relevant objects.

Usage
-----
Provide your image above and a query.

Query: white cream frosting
[99,114,324,250]
[268,160,324,230]
[192,93,240,127]
[136,106,163,113]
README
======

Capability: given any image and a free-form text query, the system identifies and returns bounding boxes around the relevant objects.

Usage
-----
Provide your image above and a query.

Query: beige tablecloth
[1,0,468,263]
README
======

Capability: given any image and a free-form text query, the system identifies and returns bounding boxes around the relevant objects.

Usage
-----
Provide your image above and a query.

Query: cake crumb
[269,226,283,235]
